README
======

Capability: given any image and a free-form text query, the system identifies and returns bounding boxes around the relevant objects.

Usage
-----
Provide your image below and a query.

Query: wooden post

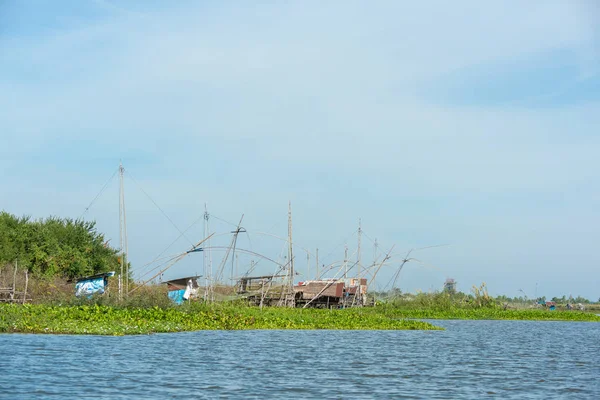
[287,201,294,307]
[11,262,17,302]
[23,270,28,304]
[357,218,362,278]
[315,248,319,280]
[306,252,310,282]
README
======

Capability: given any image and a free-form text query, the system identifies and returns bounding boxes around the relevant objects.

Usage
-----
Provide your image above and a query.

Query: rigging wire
[134,214,206,280]
[360,230,388,262]
[133,253,183,276]
[361,229,376,244]
[318,228,358,265]
[129,235,213,294]
[211,214,239,228]
[125,171,194,247]
[135,253,183,282]
[78,167,119,220]
[251,231,312,256]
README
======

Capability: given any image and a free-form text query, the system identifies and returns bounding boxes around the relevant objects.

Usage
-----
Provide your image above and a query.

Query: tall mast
[118,174,122,300]
[344,244,348,280]
[357,218,362,278]
[306,251,310,282]
[287,201,295,307]
[373,238,378,266]
[122,165,129,295]
[203,203,210,301]
[118,162,127,300]
[315,248,319,280]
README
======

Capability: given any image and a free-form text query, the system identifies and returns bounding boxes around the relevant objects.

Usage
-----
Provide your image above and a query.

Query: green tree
[0,211,120,279]
[572,296,590,304]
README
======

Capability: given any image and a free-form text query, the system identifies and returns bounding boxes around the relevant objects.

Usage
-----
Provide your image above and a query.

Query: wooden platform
[0,265,30,303]
[0,288,30,303]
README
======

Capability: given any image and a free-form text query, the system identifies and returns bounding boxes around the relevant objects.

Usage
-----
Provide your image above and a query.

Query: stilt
[287,201,295,307]
[22,270,28,304]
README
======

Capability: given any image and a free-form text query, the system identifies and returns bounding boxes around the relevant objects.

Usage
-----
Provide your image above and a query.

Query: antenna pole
[373,238,378,266]
[315,248,319,279]
[118,162,125,301]
[122,164,129,296]
[230,217,245,284]
[203,203,210,301]
[287,201,295,307]
[306,251,310,281]
[357,218,362,277]
[367,244,395,293]
[344,244,348,280]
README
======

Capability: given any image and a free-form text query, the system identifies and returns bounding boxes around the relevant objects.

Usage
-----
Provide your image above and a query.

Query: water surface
[1,320,598,399]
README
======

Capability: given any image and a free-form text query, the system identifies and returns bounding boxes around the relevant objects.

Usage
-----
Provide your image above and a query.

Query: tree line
[0,211,120,280]
[372,287,597,305]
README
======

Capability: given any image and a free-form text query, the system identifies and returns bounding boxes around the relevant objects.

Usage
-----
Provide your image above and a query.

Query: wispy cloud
[1,0,598,298]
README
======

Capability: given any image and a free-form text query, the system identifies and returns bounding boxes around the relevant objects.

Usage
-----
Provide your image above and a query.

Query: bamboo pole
[22,270,28,304]
[12,261,17,302]
[128,234,214,295]
[365,245,396,293]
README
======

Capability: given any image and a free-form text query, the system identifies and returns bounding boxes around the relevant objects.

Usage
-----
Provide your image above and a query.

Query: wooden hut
[164,276,200,304]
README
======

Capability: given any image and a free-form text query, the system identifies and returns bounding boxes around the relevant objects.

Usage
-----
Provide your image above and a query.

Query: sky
[1,0,599,300]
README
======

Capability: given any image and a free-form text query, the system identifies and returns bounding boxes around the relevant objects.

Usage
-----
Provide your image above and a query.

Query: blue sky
[1,0,599,300]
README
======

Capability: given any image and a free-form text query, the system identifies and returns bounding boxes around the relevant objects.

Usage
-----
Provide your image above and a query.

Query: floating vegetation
[0,303,442,335]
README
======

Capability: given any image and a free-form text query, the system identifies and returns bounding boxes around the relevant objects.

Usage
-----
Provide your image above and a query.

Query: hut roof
[163,275,201,289]
[69,271,115,283]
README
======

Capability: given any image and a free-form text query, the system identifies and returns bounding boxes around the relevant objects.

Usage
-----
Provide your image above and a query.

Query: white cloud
[1,0,599,297]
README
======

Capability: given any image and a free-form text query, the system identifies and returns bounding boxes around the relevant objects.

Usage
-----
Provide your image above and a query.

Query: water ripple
[0,321,598,399]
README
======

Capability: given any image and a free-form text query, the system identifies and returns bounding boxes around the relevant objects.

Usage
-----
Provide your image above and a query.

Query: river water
[0,320,598,399]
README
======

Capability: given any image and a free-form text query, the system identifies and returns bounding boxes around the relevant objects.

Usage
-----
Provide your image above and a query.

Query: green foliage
[383,289,497,311]
[1,300,595,336]
[0,211,120,279]
[372,283,600,322]
[0,303,442,335]
[571,296,591,304]
[372,305,600,322]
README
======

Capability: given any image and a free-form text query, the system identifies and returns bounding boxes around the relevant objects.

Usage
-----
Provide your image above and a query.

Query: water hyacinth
[3,300,597,336]
[0,303,442,335]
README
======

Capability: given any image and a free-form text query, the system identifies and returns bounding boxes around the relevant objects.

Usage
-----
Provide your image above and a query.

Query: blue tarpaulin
[74,271,115,297]
[75,277,106,297]
[168,289,186,305]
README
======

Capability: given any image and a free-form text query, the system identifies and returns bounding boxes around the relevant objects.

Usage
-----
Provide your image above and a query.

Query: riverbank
[0,304,442,335]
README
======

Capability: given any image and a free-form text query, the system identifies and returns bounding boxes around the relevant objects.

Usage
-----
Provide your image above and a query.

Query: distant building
[164,276,200,305]
[443,278,457,294]
[294,278,368,308]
